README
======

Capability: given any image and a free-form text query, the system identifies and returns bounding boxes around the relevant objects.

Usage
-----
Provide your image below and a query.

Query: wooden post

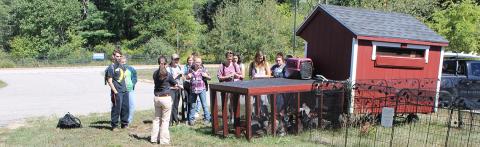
[246,95,252,141]
[271,94,277,136]
[222,92,229,137]
[234,93,241,137]
[319,90,324,128]
[256,95,261,116]
[211,90,218,134]
[296,92,301,134]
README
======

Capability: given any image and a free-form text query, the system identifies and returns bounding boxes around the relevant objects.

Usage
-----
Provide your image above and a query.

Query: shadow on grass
[90,120,111,124]
[89,125,112,130]
[88,120,112,130]
[194,126,215,136]
[143,120,152,124]
[130,133,151,142]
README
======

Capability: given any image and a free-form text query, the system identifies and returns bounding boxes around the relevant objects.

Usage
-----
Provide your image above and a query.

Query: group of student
[105,49,137,131]
[105,48,290,145]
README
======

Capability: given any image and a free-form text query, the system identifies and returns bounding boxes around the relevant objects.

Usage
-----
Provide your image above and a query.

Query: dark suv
[440,58,480,109]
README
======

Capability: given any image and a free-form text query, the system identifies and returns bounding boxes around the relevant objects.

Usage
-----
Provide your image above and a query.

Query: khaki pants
[151,96,172,144]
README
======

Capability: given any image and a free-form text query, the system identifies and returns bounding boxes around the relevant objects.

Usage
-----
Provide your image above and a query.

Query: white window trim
[371,41,430,63]
[349,38,358,114]
[371,41,401,60]
[434,47,445,112]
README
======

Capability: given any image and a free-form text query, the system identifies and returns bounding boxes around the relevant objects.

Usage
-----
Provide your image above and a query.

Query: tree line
[0,0,479,65]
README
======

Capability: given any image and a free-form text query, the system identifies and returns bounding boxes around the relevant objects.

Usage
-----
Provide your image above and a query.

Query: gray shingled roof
[315,5,448,43]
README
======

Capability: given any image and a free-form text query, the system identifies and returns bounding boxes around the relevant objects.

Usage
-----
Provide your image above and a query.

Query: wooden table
[209,78,316,140]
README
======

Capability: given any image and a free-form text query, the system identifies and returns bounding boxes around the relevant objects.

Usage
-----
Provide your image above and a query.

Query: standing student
[217,51,242,82]
[271,55,286,112]
[121,56,137,124]
[106,49,130,130]
[233,54,245,80]
[249,51,271,79]
[151,56,179,145]
[249,51,271,115]
[186,57,212,126]
[182,55,194,121]
[217,51,242,124]
[167,54,183,125]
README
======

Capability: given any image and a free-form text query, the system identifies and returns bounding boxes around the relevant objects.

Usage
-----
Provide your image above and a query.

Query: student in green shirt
[121,56,137,124]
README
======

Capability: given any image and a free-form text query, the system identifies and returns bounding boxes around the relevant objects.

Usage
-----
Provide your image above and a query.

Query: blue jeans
[111,91,129,128]
[128,91,136,123]
[188,90,211,121]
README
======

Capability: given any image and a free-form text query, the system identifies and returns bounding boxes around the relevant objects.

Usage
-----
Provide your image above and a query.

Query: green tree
[429,0,480,53]
[9,0,83,58]
[0,0,11,50]
[131,0,203,53]
[47,31,86,60]
[141,37,176,60]
[9,36,40,59]
[205,0,291,62]
[77,2,114,49]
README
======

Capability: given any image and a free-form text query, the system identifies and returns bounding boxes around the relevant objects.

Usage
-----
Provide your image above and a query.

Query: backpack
[57,112,82,129]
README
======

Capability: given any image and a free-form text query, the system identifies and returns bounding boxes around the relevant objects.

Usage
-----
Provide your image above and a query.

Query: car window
[458,61,466,75]
[471,63,480,77]
[442,60,457,74]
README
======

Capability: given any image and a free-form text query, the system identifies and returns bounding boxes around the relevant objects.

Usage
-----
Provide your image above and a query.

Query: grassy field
[3,109,477,147]
[0,110,322,146]
[0,80,6,89]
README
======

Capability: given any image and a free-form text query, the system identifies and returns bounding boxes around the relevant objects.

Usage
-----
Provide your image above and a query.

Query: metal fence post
[445,107,455,147]
[344,113,349,147]
[390,94,400,147]
[466,110,474,147]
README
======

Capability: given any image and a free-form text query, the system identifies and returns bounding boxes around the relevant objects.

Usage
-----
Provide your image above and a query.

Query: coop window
[371,41,430,63]
[377,47,425,58]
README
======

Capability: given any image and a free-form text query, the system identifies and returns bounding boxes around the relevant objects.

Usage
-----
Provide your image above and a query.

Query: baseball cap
[172,53,180,59]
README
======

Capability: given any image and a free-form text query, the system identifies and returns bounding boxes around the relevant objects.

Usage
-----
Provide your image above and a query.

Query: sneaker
[188,121,195,126]
[121,124,128,129]
[203,120,211,126]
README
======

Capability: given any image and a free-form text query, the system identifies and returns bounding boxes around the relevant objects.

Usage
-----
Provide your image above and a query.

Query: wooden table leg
[211,90,218,134]
[246,95,252,141]
[296,92,300,134]
[222,92,229,137]
[234,94,241,137]
[256,95,261,116]
[319,91,324,129]
[271,94,277,136]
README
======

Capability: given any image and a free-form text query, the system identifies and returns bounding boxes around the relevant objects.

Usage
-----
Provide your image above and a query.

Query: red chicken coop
[296,5,449,114]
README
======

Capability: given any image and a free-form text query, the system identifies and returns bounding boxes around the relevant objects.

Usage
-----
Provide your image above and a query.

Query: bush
[9,36,40,59]
[142,37,176,61]
[0,50,15,68]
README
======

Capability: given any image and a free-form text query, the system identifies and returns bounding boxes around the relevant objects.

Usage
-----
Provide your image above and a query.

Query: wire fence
[305,78,480,147]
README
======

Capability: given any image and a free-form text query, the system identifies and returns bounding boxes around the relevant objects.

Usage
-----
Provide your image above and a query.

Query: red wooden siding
[298,9,355,80]
[355,40,441,80]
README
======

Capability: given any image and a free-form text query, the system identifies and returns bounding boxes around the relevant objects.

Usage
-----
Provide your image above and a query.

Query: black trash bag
[57,112,82,129]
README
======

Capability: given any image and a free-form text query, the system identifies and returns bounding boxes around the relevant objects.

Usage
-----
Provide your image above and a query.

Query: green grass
[0,80,6,89]
[0,110,322,146]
